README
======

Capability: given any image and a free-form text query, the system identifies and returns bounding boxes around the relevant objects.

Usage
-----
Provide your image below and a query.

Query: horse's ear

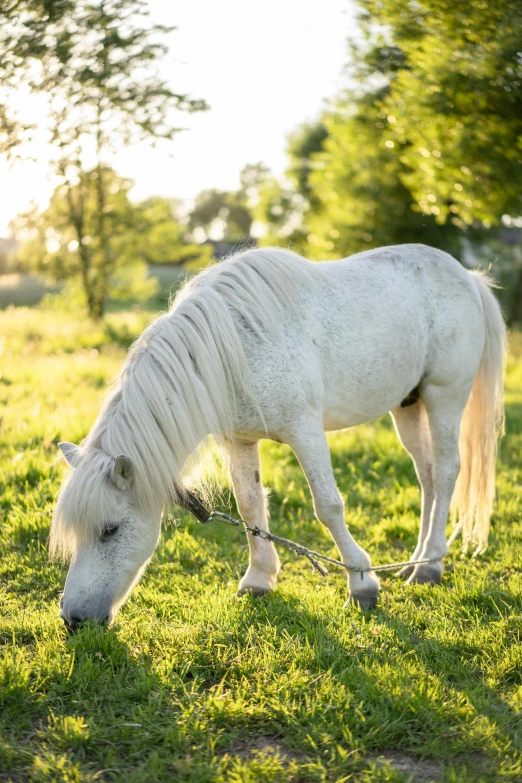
[58,442,83,469]
[111,455,134,491]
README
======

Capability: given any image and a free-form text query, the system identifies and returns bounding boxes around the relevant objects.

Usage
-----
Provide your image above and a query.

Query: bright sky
[0,0,357,235]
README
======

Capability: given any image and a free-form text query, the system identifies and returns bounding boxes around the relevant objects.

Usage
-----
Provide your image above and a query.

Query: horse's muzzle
[59,595,111,630]
[60,610,110,630]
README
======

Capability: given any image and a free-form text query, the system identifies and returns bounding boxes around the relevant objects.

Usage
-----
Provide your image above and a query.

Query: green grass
[1,308,521,783]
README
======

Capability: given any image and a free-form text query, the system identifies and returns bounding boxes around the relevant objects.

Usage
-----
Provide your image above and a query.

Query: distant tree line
[2,0,521,321]
[9,170,213,305]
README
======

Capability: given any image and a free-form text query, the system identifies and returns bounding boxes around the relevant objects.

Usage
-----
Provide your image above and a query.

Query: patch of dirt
[219,734,307,764]
[371,751,443,782]
[453,752,493,771]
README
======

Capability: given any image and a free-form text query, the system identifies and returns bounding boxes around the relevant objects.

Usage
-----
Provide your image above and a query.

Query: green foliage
[253,177,308,248]
[306,99,462,259]
[13,168,159,311]
[0,0,207,318]
[0,307,521,781]
[250,126,327,250]
[137,197,212,268]
[0,0,73,155]
[189,189,253,243]
[286,122,328,206]
[11,173,215,315]
[260,0,522,322]
[361,0,522,228]
[0,0,207,156]
[187,163,272,246]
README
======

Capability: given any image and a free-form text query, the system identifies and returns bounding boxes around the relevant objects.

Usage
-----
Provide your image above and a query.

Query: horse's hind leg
[287,424,380,609]
[391,399,434,579]
[407,383,469,585]
[227,439,280,597]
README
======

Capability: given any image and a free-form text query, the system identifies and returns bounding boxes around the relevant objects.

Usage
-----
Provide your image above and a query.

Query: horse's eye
[101,524,119,542]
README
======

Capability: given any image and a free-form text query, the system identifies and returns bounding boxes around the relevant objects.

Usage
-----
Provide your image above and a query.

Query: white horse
[51,244,506,627]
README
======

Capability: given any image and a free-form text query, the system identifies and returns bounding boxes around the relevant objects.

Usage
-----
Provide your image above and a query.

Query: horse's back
[332,244,486,382]
[321,243,484,356]
[242,244,485,431]
[319,244,485,419]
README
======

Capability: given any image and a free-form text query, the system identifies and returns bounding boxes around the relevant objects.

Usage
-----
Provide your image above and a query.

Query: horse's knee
[235,486,264,521]
[314,495,344,526]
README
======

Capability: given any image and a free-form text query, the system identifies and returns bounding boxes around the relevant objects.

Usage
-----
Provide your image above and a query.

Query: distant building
[205,238,257,260]
[0,237,19,273]
[501,228,522,246]
[0,236,19,255]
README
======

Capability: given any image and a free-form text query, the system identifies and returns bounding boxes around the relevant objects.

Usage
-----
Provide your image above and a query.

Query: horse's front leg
[287,424,380,609]
[227,439,280,596]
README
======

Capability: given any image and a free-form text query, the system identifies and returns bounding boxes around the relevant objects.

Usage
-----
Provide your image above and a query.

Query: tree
[257,0,522,320]
[358,0,522,322]
[187,163,273,246]
[280,40,462,258]
[188,189,253,243]
[286,122,328,209]
[0,0,207,317]
[253,177,308,248]
[12,173,213,306]
[305,95,462,259]
[0,0,74,156]
[136,197,212,268]
[361,0,522,229]
[13,168,158,307]
[237,162,271,202]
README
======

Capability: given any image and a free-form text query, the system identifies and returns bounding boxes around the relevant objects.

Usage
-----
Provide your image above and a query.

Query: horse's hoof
[406,564,442,586]
[237,585,270,598]
[345,590,379,610]
[397,564,415,580]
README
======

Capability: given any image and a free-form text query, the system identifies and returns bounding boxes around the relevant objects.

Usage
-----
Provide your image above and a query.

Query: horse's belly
[322,394,399,431]
[321,360,423,431]
[322,406,388,431]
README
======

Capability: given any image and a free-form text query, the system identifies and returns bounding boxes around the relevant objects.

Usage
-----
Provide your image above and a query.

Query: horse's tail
[450,272,507,554]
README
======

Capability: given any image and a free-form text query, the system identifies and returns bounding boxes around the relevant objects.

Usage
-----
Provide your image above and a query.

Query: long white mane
[51,248,314,557]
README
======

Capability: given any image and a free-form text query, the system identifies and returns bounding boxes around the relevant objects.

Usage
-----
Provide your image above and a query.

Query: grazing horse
[52,244,506,627]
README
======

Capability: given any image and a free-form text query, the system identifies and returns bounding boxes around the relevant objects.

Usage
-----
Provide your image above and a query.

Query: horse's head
[52,442,162,629]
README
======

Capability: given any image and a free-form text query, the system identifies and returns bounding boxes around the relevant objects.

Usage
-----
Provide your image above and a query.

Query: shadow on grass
[3,555,519,782]
[1,622,223,781]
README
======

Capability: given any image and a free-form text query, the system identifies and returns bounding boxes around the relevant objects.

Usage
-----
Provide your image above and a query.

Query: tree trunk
[93,110,111,320]
[508,246,522,326]
[79,245,97,318]
[90,293,104,321]
[64,174,97,318]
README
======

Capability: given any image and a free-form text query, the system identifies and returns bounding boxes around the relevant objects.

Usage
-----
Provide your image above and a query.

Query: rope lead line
[207,510,442,576]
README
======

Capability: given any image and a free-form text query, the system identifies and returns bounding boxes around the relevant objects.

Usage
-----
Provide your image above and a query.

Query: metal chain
[208,510,443,578]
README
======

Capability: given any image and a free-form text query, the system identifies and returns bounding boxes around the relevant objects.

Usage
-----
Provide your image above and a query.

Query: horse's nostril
[61,612,109,629]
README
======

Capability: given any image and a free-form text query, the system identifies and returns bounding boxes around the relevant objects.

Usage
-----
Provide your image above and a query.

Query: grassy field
[1,306,521,783]
[0,276,61,309]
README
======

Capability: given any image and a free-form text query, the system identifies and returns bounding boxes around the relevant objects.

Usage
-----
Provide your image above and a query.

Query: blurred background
[0,0,521,323]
